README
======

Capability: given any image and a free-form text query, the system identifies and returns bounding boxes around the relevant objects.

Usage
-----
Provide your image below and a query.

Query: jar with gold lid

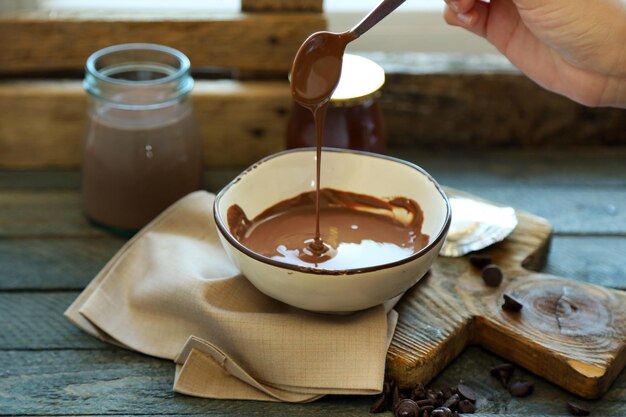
[286,54,387,153]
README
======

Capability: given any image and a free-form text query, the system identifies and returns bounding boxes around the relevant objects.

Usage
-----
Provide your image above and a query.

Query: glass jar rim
[85,43,191,87]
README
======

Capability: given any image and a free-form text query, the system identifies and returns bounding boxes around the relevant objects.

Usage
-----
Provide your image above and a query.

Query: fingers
[443,0,476,14]
[443,1,490,38]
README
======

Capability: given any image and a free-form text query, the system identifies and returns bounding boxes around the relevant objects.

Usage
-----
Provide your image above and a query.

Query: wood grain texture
[0,11,326,73]
[2,54,626,169]
[0,238,124,290]
[365,52,626,148]
[2,236,626,291]
[241,0,323,12]
[3,148,626,190]
[0,292,105,350]
[2,185,626,237]
[1,347,625,416]
[0,80,291,169]
[387,190,626,399]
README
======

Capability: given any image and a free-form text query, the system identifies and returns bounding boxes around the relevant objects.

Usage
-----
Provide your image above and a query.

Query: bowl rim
[213,147,452,275]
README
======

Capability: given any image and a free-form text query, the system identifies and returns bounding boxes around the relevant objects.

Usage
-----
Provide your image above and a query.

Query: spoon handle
[349,0,406,38]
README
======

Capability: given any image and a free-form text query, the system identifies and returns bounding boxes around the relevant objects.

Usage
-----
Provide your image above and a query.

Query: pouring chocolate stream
[289,0,406,256]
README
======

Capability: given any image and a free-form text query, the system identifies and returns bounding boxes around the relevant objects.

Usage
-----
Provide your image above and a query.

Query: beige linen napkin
[65,191,398,402]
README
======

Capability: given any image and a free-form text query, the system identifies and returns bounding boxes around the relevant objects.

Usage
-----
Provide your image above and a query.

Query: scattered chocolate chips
[394,399,420,417]
[457,384,477,403]
[458,399,477,413]
[567,401,590,416]
[469,254,492,269]
[370,394,387,413]
[481,264,503,287]
[431,406,453,417]
[490,363,515,388]
[502,293,523,312]
[370,380,479,415]
[508,380,534,397]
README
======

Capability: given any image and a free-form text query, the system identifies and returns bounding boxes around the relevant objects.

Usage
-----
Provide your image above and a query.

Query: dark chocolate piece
[458,399,477,413]
[502,293,523,312]
[430,407,453,417]
[566,401,590,416]
[442,393,459,410]
[394,399,420,417]
[469,254,492,268]
[490,363,515,388]
[456,384,477,403]
[508,380,534,397]
[482,264,503,287]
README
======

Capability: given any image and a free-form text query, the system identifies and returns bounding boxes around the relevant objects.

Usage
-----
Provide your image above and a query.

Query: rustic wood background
[1,54,626,169]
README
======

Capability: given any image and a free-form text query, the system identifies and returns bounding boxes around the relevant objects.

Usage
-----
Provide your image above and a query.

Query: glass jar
[82,43,203,234]
[286,54,387,153]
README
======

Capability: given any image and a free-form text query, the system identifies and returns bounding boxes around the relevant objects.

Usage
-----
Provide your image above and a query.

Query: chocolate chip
[508,380,534,397]
[440,384,455,400]
[566,402,590,416]
[370,394,387,413]
[416,399,434,407]
[490,363,515,388]
[431,407,453,417]
[469,254,492,268]
[421,410,430,417]
[502,293,523,312]
[458,399,477,413]
[394,399,420,417]
[456,384,477,403]
[421,405,434,414]
[442,393,459,410]
[481,264,503,287]
[412,383,426,400]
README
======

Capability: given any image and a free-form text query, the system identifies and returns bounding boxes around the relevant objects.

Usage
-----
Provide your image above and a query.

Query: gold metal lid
[330,54,385,106]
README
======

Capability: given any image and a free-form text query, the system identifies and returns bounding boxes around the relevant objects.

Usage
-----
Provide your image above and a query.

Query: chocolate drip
[290,31,356,259]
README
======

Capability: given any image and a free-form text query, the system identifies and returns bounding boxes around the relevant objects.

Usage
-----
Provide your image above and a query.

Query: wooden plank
[0,191,108,237]
[242,0,323,12]
[0,80,291,169]
[2,236,625,292]
[2,56,625,170]
[364,52,626,148]
[0,238,125,290]
[0,292,105,350]
[0,11,326,73]
[3,149,626,190]
[0,346,623,415]
[2,185,626,237]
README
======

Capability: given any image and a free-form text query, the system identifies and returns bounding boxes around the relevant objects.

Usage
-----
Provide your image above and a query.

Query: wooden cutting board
[386,188,626,399]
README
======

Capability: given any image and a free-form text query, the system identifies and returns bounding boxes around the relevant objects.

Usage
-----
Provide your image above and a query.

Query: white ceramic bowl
[214,148,451,313]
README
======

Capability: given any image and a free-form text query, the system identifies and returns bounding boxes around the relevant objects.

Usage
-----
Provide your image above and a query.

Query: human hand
[443,0,626,108]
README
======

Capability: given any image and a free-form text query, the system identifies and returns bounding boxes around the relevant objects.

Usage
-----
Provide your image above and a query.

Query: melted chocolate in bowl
[226,29,430,271]
[227,189,430,270]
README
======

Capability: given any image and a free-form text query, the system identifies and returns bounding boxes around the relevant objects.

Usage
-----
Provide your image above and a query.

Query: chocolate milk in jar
[82,44,203,233]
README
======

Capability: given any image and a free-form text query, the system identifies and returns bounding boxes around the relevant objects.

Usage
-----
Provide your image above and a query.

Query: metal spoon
[350,0,407,38]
